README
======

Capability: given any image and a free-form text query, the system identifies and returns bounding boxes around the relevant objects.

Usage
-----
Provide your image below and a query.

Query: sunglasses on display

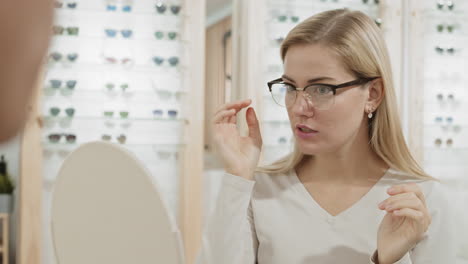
[48,133,77,144]
[435,46,455,54]
[104,57,134,66]
[104,29,133,38]
[54,1,77,9]
[435,116,454,124]
[436,93,455,101]
[277,15,300,23]
[105,83,129,92]
[156,151,179,160]
[152,109,178,119]
[362,0,379,4]
[437,0,454,10]
[155,2,182,15]
[53,26,79,36]
[49,107,76,118]
[106,4,132,12]
[49,79,77,90]
[154,31,178,40]
[434,138,454,147]
[101,134,127,144]
[103,111,130,119]
[49,52,79,63]
[437,24,455,33]
[152,56,180,66]
[154,90,184,101]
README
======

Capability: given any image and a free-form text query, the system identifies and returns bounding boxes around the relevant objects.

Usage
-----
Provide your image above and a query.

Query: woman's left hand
[376,183,431,264]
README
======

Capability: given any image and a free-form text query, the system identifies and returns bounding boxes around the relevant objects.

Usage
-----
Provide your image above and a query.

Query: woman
[198,9,455,264]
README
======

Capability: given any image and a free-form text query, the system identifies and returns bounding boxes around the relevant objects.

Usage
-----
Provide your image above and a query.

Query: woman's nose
[290,91,315,117]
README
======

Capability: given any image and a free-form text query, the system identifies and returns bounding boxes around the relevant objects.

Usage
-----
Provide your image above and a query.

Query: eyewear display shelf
[18,1,206,264]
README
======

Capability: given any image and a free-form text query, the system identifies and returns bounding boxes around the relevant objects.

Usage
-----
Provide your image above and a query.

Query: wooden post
[18,72,43,264]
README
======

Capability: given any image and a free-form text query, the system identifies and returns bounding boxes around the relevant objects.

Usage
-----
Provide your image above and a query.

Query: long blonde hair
[257,9,434,180]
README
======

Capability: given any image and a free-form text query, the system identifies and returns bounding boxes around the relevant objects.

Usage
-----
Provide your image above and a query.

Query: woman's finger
[214,99,252,116]
[213,109,236,124]
[387,183,426,206]
[380,194,424,213]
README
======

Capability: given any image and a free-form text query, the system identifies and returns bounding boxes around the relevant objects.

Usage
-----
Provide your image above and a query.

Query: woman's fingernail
[378,202,385,208]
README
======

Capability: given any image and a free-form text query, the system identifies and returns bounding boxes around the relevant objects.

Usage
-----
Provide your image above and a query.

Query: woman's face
[283,43,371,155]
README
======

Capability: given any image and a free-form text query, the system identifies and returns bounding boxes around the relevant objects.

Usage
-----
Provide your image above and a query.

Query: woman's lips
[295,124,319,139]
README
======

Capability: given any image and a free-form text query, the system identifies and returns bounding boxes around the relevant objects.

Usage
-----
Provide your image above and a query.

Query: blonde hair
[257,9,434,180]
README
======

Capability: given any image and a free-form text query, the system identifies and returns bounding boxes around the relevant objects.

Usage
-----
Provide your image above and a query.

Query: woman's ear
[366,78,384,109]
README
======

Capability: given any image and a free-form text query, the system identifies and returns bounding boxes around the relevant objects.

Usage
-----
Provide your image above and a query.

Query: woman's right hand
[212,99,263,181]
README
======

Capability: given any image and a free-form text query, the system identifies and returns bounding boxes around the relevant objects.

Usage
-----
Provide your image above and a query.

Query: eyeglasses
[49,79,77,90]
[104,29,133,38]
[435,46,455,55]
[436,93,455,101]
[53,26,79,36]
[105,83,129,92]
[277,15,300,23]
[152,56,180,67]
[434,138,454,147]
[48,133,77,144]
[434,116,454,124]
[437,24,455,33]
[362,0,379,4]
[106,4,132,12]
[152,109,178,119]
[156,150,178,160]
[104,57,134,66]
[54,1,77,9]
[49,52,79,63]
[101,134,127,144]
[103,111,130,119]
[49,107,76,118]
[155,2,182,15]
[267,77,378,110]
[154,90,184,101]
[154,31,178,40]
[437,0,454,10]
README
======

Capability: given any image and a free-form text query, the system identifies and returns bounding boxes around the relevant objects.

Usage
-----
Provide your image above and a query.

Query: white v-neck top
[195,168,456,264]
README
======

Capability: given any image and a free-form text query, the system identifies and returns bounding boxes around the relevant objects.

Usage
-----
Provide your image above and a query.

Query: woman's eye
[316,86,331,94]
[284,83,295,92]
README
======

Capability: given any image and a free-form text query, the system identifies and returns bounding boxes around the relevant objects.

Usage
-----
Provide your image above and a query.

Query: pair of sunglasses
[156,151,178,160]
[104,57,134,66]
[154,31,178,40]
[277,15,299,23]
[152,56,179,66]
[362,0,379,4]
[437,0,455,10]
[105,29,133,38]
[435,116,454,124]
[155,2,182,15]
[153,109,178,119]
[155,90,184,100]
[53,26,79,36]
[48,133,77,144]
[105,83,129,92]
[49,52,79,62]
[436,24,455,33]
[101,134,127,144]
[436,93,455,101]
[106,4,132,12]
[103,111,129,119]
[54,1,77,9]
[434,138,454,147]
[49,80,77,90]
[435,46,455,54]
[49,107,75,117]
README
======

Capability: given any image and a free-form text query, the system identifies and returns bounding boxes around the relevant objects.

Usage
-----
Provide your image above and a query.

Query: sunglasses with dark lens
[48,133,77,144]
[435,46,455,54]
[155,2,182,15]
[54,1,77,9]
[152,56,180,66]
[362,0,379,4]
[53,26,79,36]
[437,0,454,10]
[49,80,77,90]
[49,107,76,118]
[154,31,178,40]
[436,24,455,33]
[101,134,127,144]
[49,52,79,63]
[104,29,133,38]
[277,15,299,23]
